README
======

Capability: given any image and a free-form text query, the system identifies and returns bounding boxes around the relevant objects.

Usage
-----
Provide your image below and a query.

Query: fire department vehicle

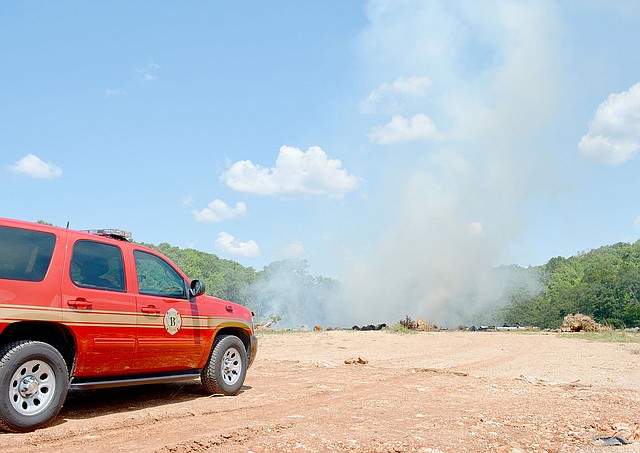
[0,217,257,432]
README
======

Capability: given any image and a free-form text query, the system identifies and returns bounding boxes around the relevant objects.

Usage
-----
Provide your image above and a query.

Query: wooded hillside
[495,241,640,329]
[143,241,640,329]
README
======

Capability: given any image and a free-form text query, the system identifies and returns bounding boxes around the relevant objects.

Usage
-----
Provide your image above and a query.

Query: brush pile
[560,313,609,332]
[399,315,439,331]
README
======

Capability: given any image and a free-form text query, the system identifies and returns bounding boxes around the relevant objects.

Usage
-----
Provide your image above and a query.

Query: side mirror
[189,279,206,298]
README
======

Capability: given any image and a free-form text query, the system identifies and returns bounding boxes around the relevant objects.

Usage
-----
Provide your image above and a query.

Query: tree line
[494,241,640,329]
[144,240,640,329]
[141,243,340,327]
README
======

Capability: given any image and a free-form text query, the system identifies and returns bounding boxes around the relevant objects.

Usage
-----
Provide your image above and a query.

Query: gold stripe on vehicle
[1,303,250,331]
[61,322,138,329]
[63,310,135,326]
[0,304,62,322]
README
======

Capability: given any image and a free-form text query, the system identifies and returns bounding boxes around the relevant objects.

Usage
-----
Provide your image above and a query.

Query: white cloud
[578,82,640,165]
[360,76,431,113]
[182,194,194,207]
[369,114,439,145]
[214,232,260,258]
[280,240,305,258]
[192,199,247,223]
[137,60,160,82]
[634,216,640,228]
[7,154,63,179]
[104,88,126,98]
[222,145,360,198]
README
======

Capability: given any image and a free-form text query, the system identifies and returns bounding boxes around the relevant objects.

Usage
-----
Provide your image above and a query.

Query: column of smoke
[327,1,560,328]
[334,162,520,328]
[246,2,560,329]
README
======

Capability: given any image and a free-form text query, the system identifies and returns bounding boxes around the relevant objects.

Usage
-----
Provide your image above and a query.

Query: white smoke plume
[327,1,562,328]
[244,259,339,329]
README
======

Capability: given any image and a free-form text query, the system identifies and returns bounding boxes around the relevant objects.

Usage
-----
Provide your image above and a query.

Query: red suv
[0,218,257,432]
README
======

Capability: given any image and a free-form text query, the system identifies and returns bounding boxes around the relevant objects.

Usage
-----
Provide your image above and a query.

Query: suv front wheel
[0,340,69,432]
[200,335,247,395]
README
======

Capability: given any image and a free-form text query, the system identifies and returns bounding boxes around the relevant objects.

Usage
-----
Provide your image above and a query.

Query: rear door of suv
[61,236,137,376]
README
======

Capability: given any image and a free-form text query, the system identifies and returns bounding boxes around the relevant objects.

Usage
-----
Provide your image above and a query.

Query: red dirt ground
[1,330,639,452]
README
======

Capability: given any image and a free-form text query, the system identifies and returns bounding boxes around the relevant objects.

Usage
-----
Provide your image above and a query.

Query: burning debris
[399,316,417,329]
[399,316,440,331]
[396,316,534,332]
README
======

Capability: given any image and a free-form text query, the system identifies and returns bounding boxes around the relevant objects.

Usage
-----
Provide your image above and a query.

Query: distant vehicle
[0,217,257,432]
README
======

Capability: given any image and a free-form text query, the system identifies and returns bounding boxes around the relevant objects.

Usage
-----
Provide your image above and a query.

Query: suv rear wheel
[0,341,69,432]
[200,335,247,395]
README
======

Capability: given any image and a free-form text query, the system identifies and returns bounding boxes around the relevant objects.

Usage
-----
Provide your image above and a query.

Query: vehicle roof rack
[82,228,132,242]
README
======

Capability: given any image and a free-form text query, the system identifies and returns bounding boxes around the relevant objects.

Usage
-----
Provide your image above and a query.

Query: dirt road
[1,330,639,452]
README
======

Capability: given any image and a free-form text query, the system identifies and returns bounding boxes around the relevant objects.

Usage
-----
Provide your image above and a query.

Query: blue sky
[2,0,640,294]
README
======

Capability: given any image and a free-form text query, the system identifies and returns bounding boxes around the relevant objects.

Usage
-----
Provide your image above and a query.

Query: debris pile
[351,323,387,331]
[254,322,275,331]
[399,316,439,331]
[465,325,496,332]
[592,422,640,446]
[399,316,417,329]
[344,357,368,365]
[307,326,346,331]
[560,313,609,332]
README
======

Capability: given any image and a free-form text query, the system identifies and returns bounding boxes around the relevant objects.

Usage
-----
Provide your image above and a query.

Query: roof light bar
[82,228,133,241]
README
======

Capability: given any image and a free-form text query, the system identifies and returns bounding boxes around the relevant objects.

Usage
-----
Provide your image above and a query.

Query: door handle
[68,298,93,310]
[141,306,161,315]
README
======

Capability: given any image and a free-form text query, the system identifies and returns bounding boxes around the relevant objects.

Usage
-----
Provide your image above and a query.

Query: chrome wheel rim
[220,347,242,386]
[9,359,56,416]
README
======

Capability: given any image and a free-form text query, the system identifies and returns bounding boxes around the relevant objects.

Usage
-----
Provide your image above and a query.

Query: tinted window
[0,226,56,282]
[71,240,126,291]
[134,250,186,298]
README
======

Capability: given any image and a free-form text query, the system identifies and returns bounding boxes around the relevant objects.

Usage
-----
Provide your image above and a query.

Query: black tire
[200,335,247,395]
[0,340,69,432]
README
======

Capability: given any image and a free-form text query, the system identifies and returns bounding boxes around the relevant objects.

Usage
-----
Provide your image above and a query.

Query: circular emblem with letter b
[164,308,182,335]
